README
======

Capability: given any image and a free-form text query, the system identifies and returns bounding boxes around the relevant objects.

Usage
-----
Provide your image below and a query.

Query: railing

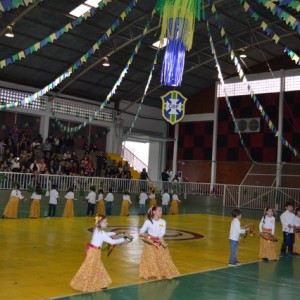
[0,172,299,211]
[121,145,148,172]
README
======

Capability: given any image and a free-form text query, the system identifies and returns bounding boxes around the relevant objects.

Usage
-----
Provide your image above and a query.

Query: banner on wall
[161,90,187,125]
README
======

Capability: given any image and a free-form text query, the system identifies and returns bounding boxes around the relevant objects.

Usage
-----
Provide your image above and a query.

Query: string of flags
[256,0,300,33]
[121,50,159,141]
[0,0,138,112]
[238,0,300,65]
[0,0,37,13]
[0,0,112,69]
[206,20,255,163]
[211,1,300,160]
[273,0,300,13]
[52,13,155,133]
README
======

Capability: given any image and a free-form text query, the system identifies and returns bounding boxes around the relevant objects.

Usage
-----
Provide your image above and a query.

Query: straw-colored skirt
[294,232,300,254]
[70,247,112,292]
[149,198,156,208]
[139,242,180,279]
[259,229,278,260]
[63,199,74,217]
[29,199,40,218]
[3,196,19,218]
[120,200,129,216]
[97,200,106,215]
[169,200,179,215]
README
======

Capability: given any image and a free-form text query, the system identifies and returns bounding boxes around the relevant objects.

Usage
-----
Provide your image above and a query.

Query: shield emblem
[161,91,188,125]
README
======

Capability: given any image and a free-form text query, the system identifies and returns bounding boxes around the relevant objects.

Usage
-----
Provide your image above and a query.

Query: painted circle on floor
[87,226,204,241]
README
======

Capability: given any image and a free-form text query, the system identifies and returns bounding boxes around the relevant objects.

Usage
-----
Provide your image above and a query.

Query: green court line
[51,258,300,300]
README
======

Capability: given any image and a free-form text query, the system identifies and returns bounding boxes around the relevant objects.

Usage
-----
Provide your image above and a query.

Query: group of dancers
[229,202,300,266]
[70,206,180,292]
[1,185,182,219]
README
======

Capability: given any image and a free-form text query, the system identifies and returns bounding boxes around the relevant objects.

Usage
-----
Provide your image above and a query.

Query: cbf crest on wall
[161,91,187,125]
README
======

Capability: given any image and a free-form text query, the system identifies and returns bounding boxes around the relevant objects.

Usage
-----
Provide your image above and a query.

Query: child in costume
[70,214,126,292]
[105,188,114,216]
[139,189,148,215]
[228,208,249,266]
[280,202,295,257]
[96,188,105,215]
[63,186,75,217]
[259,207,278,261]
[148,189,156,208]
[169,191,181,215]
[2,185,25,218]
[293,207,300,255]
[120,190,132,216]
[47,184,59,217]
[139,206,180,280]
[161,190,170,215]
[29,185,42,218]
[85,186,96,217]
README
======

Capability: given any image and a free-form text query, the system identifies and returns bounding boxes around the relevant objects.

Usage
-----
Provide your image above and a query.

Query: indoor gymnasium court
[1,0,300,299]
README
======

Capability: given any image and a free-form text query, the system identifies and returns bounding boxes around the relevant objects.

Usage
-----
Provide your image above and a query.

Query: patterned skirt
[97,200,106,215]
[149,199,156,208]
[120,200,129,216]
[3,196,19,218]
[169,200,179,215]
[139,241,180,279]
[294,232,300,254]
[29,199,40,218]
[259,229,278,260]
[70,247,112,292]
[63,199,74,217]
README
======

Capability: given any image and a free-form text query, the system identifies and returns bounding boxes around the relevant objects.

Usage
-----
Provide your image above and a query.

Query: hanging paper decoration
[0,0,112,70]
[0,0,38,13]
[161,90,187,125]
[0,0,137,111]
[156,0,205,86]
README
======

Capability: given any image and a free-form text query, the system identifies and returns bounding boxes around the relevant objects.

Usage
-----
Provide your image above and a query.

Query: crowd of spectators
[0,125,132,179]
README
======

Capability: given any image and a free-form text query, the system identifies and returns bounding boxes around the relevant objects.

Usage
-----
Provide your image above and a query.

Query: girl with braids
[259,207,278,261]
[70,214,128,292]
[2,184,25,219]
[294,207,300,254]
[139,206,179,280]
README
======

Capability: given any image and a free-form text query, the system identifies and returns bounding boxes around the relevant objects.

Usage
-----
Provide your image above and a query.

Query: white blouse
[295,216,300,227]
[90,230,124,247]
[259,216,275,234]
[149,193,155,199]
[139,192,148,204]
[123,195,132,203]
[11,189,24,199]
[65,192,75,200]
[105,193,114,202]
[96,193,104,202]
[172,194,179,201]
[86,191,96,204]
[31,192,41,200]
[140,218,166,238]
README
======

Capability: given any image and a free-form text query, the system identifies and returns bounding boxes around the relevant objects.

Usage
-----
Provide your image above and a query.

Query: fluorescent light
[239,54,247,58]
[102,57,110,67]
[152,38,168,49]
[85,0,103,7]
[70,4,90,17]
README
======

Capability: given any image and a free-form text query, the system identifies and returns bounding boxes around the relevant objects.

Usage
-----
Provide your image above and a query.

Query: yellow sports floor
[0,214,284,300]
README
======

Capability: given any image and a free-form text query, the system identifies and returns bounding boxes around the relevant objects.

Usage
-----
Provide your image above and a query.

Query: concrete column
[40,101,50,141]
[210,82,219,192]
[172,123,179,178]
[276,69,285,187]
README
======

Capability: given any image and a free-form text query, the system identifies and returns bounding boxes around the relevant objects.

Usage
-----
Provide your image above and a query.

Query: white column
[40,101,50,141]
[276,69,285,187]
[106,126,115,153]
[172,123,179,178]
[210,82,219,192]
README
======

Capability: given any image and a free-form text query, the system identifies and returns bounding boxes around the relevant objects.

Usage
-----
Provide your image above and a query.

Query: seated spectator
[83,140,91,155]
[117,161,123,174]
[123,161,130,174]
[63,151,72,161]
[11,157,20,172]
[30,160,40,173]
[43,139,52,156]
[105,166,112,178]
[38,159,47,173]
[91,142,98,152]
